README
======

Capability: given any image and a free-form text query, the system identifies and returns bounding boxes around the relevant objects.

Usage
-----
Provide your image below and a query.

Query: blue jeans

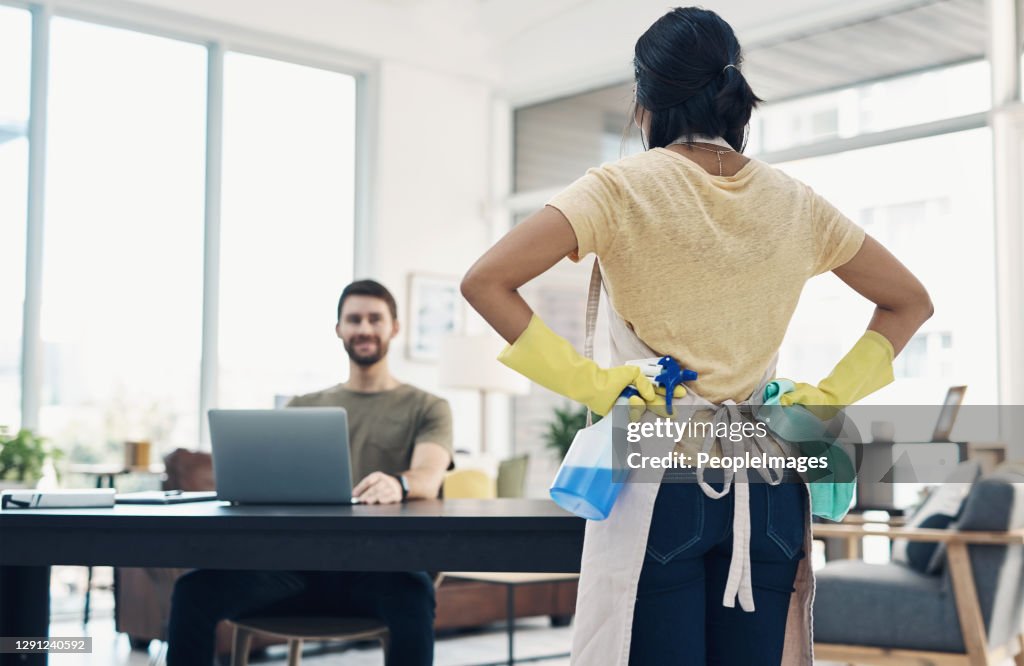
[629,474,806,665]
[166,570,435,666]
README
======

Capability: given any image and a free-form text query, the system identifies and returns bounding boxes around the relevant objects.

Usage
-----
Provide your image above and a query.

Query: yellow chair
[442,468,496,499]
[497,454,529,498]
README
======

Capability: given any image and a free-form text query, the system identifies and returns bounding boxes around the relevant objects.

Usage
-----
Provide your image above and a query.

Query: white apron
[570,261,816,666]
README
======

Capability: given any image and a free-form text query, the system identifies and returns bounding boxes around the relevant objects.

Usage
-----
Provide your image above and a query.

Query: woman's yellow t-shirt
[547,147,865,404]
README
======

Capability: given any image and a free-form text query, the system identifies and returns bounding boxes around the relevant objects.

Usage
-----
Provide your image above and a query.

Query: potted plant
[0,426,62,489]
[543,403,600,460]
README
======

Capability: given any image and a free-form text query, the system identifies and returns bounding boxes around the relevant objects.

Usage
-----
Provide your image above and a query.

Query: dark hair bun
[632,7,763,152]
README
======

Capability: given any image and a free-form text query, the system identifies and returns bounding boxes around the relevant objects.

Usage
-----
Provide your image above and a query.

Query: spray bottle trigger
[652,356,699,416]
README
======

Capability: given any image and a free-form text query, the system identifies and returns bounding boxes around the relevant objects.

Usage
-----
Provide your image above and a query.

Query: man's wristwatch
[391,473,409,501]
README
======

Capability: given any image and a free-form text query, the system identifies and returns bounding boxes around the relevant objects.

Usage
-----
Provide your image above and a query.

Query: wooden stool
[230,615,389,666]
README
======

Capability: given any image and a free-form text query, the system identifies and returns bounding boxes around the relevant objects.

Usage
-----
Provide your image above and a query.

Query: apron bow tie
[695,399,788,612]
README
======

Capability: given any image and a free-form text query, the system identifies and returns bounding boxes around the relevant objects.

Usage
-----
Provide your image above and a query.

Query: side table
[445,572,578,666]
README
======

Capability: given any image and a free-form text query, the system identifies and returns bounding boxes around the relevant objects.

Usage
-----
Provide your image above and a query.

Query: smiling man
[167,279,454,666]
[288,279,455,504]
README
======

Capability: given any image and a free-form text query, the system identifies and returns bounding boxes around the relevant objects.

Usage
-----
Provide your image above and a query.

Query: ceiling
[490,0,990,103]
[114,0,990,102]
[743,0,987,102]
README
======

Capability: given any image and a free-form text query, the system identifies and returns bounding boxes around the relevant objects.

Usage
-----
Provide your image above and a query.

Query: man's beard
[344,335,389,367]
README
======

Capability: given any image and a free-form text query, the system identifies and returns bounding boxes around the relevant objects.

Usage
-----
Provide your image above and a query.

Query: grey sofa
[812,469,1024,665]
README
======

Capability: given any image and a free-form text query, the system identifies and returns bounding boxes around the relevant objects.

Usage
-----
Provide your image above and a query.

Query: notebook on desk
[1,489,115,509]
[115,490,219,505]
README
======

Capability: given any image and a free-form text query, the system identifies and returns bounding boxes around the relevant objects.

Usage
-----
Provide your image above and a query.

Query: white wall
[368,60,504,457]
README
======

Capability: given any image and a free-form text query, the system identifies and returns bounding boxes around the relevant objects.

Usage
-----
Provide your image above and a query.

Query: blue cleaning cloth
[760,380,856,522]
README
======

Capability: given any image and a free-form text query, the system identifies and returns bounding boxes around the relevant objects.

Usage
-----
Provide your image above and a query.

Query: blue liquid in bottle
[550,465,622,521]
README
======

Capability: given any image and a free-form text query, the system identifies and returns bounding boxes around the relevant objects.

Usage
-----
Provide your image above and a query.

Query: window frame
[2,0,376,448]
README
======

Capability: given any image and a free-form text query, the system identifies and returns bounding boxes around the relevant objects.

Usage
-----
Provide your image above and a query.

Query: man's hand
[353,472,403,504]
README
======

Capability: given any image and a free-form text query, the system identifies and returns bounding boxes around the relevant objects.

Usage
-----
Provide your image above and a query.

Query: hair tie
[722,63,738,73]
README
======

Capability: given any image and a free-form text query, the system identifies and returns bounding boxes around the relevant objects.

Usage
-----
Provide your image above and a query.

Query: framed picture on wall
[406,273,463,362]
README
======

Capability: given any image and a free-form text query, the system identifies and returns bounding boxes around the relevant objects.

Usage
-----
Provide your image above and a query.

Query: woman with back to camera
[462,6,931,666]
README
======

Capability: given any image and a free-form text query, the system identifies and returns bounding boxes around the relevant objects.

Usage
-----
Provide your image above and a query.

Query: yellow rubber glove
[779,330,895,418]
[498,315,657,416]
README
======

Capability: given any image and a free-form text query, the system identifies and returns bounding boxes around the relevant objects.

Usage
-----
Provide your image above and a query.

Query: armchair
[811,470,1024,665]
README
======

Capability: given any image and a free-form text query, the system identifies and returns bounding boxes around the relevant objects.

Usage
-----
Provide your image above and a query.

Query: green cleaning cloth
[760,379,856,522]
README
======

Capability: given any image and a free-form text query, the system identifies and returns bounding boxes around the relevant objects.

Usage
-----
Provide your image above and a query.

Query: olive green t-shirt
[548,147,865,404]
[286,383,454,484]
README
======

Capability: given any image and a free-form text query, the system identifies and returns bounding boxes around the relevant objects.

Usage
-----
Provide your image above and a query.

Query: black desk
[0,499,584,665]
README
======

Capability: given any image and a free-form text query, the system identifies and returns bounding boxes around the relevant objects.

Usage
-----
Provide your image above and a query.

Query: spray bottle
[549,357,697,520]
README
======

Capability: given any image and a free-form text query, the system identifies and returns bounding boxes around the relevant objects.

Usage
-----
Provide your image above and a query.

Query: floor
[47,615,572,666]
[45,569,573,666]
[41,567,1017,666]
[43,614,1022,666]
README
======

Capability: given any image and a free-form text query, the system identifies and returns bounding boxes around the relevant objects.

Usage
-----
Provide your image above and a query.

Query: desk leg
[506,584,515,666]
[82,475,114,626]
[0,565,50,666]
[82,568,92,626]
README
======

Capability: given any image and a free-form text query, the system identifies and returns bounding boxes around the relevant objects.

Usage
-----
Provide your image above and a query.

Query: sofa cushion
[891,460,980,574]
[906,512,956,573]
[813,559,964,653]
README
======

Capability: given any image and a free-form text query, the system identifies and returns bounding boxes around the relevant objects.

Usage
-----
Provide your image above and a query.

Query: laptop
[208,407,356,505]
[931,385,966,441]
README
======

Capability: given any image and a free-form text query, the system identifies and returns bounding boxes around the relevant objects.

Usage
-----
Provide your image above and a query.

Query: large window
[511,66,998,407]
[748,60,991,155]
[0,6,30,429]
[0,8,362,464]
[775,128,997,404]
[39,19,207,462]
[509,60,1002,494]
[218,53,356,408]
[513,82,640,193]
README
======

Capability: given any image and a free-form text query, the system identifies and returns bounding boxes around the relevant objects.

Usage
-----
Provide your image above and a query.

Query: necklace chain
[678,142,734,176]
